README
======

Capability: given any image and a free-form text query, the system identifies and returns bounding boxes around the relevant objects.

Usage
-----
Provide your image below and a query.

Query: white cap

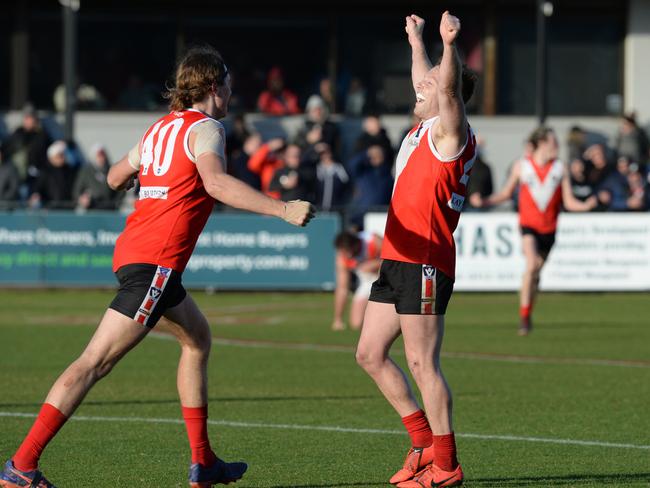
[47,140,67,160]
[306,95,326,112]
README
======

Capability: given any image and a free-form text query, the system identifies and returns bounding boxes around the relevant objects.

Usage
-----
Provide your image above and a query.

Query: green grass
[0,290,649,487]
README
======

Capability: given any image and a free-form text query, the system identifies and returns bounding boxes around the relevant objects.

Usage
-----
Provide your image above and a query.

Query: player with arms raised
[1,46,314,488]
[478,127,596,335]
[355,11,476,488]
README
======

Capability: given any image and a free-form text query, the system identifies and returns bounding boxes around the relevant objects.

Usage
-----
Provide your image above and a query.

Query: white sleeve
[127,142,141,170]
[191,120,226,162]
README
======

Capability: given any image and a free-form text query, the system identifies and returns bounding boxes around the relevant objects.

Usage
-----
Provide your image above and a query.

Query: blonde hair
[164,46,228,111]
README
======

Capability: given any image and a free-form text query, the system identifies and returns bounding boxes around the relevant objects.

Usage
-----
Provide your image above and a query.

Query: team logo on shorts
[158,267,171,278]
[447,193,465,212]
[422,265,435,279]
[149,287,162,300]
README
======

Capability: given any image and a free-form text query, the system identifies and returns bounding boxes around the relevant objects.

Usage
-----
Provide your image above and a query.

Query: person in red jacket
[257,67,301,116]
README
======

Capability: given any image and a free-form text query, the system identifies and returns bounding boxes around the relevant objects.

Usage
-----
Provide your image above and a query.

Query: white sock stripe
[0,411,647,450]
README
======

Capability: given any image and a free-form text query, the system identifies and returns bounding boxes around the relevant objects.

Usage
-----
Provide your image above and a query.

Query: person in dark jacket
[347,145,394,228]
[354,115,395,163]
[0,148,20,204]
[269,144,315,201]
[3,104,51,188]
[29,140,77,209]
[314,143,350,211]
[73,143,118,210]
[294,95,341,158]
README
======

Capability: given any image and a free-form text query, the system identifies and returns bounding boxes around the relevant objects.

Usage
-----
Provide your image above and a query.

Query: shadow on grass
[0,394,375,409]
[468,472,650,486]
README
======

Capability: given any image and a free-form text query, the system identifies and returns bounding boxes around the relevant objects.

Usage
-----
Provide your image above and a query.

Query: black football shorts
[521,226,556,260]
[369,259,454,315]
[109,263,186,328]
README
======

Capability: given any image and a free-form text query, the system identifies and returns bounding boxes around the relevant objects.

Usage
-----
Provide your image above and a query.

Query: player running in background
[0,46,314,488]
[478,127,596,335]
[332,230,382,331]
[356,11,476,488]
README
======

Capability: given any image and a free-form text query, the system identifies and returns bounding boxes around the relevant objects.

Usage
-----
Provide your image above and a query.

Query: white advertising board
[364,212,650,291]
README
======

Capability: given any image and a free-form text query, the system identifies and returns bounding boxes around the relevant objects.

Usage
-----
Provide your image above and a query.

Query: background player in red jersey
[332,230,382,331]
[355,11,476,488]
[478,127,597,335]
[0,47,314,488]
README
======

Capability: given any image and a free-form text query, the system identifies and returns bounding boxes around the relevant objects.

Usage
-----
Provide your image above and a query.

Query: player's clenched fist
[404,14,425,45]
[439,10,461,45]
[283,200,316,227]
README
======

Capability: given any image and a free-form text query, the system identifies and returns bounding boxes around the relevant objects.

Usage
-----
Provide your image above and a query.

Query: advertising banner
[0,212,339,289]
[364,212,650,291]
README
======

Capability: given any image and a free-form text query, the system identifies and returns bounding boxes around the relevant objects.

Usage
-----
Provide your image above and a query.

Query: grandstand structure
[0,1,648,173]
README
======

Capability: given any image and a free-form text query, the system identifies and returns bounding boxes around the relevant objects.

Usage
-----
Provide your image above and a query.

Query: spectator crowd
[1,99,649,223]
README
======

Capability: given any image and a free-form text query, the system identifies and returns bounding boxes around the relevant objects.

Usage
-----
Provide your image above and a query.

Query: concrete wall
[1,111,621,188]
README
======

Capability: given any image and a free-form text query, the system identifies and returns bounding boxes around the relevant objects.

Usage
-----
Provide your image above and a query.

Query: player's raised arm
[405,14,433,92]
[433,11,468,157]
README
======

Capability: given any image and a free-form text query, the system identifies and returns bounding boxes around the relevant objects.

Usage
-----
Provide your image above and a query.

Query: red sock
[401,409,433,448]
[520,305,532,319]
[182,405,217,467]
[432,432,458,472]
[13,403,68,471]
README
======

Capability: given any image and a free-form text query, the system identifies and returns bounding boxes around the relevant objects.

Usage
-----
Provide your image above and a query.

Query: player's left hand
[440,10,461,45]
[125,174,137,191]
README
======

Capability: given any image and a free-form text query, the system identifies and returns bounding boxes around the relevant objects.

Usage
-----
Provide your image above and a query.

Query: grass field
[0,290,648,488]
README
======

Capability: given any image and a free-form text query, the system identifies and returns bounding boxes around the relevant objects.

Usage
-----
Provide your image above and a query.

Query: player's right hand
[405,14,425,45]
[283,200,316,227]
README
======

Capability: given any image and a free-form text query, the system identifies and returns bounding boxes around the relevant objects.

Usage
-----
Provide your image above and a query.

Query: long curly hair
[164,46,228,111]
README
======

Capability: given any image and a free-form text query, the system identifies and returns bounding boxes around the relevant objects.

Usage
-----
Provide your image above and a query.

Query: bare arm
[357,258,382,274]
[485,161,521,207]
[405,15,433,92]
[107,153,139,191]
[561,170,597,212]
[433,11,468,158]
[196,152,314,226]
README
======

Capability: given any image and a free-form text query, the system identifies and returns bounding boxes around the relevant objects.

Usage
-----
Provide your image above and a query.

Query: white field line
[149,332,650,369]
[1,411,648,451]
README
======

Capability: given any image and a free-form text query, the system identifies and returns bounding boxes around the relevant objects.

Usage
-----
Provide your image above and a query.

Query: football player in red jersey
[478,127,596,335]
[332,231,383,331]
[355,11,476,488]
[0,46,314,488]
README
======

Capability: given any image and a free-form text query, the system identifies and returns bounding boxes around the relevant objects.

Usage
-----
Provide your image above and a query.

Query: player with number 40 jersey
[1,46,315,488]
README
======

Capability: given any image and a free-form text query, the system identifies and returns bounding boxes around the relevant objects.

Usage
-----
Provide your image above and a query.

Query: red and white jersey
[518,157,564,234]
[343,231,381,270]
[113,109,221,273]
[381,116,476,278]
